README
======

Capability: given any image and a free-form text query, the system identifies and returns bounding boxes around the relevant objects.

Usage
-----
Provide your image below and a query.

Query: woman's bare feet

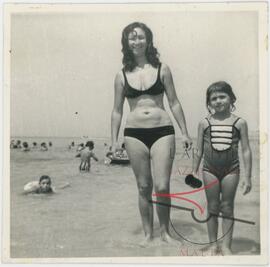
[160,232,182,246]
[139,234,153,247]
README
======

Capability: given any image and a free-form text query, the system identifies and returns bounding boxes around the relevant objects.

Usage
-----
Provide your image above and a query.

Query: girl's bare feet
[200,244,222,256]
[221,246,233,255]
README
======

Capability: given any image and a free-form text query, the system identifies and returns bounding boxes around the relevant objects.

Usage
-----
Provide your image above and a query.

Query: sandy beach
[10,136,260,258]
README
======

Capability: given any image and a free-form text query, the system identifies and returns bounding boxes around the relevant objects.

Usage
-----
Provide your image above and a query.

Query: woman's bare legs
[124,137,153,245]
[202,171,221,253]
[150,134,178,243]
[220,172,240,255]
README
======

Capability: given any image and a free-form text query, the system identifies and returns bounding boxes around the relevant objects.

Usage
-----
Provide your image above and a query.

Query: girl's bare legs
[124,137,153,245]
[203,171,221,253]
[150,135,178,244]
[220,172,240,255]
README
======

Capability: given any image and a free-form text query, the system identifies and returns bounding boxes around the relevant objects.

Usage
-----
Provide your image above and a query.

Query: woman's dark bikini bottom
[124,125,175,150]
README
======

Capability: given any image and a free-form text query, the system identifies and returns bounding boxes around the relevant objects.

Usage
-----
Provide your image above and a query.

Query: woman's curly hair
[121,22,160,71]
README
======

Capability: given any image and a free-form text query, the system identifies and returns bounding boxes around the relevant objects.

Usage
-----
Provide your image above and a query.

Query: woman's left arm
[239,119,253,195]
[162,63,192,149]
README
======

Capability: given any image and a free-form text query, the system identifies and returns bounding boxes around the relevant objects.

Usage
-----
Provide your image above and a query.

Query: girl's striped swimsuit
[203,117,241,180]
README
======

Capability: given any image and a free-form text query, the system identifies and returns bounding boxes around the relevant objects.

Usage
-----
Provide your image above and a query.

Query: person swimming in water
[23,175,70,194]
[22,142,30,152]
[79,141,98,172]
[40,142,48,151]
[14,140,22,149]
[24,175,54,194]
[77,143,85,152]
[10,140,16,149]
[32,142,38,149]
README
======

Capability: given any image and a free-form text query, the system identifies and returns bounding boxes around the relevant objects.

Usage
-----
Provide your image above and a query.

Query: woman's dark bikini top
[122,63,165,98]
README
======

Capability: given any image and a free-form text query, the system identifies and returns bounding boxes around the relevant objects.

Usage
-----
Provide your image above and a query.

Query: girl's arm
[239,119,252,195]
[192,120,205,177]
[161,64,192,149]
[111,71,125,153]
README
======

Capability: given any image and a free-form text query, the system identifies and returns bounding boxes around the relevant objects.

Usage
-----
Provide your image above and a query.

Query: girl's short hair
[121,22,160,71]
[206,81,236,112]
[39,175,51,184]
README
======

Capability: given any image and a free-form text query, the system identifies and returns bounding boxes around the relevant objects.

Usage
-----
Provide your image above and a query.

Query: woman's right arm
[192,120,205,177]
[111,71,125,152]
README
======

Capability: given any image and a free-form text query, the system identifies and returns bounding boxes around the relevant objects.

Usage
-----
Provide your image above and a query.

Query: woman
[111,22,192,245]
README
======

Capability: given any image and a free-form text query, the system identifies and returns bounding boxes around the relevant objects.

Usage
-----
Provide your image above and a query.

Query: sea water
[10,136,260,257]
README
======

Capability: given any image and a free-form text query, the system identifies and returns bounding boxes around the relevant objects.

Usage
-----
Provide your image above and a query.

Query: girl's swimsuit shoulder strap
[205,117,211,126]
[233,117,241,126]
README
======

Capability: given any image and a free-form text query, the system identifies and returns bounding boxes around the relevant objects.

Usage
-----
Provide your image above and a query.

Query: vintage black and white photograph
[3,2,268,264]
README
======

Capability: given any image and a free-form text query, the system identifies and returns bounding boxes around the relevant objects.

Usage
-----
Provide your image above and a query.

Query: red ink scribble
[171,195,204,214]
[172,179,218,196]
[153,179,219,214]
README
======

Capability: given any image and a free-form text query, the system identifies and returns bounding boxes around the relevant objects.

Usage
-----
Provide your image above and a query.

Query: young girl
[192,81,252,255]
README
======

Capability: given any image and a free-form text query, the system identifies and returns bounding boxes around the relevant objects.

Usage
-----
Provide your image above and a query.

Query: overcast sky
[10,6,259,138]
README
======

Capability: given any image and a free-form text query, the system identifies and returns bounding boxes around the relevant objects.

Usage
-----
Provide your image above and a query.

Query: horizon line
[11,132,260,140]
